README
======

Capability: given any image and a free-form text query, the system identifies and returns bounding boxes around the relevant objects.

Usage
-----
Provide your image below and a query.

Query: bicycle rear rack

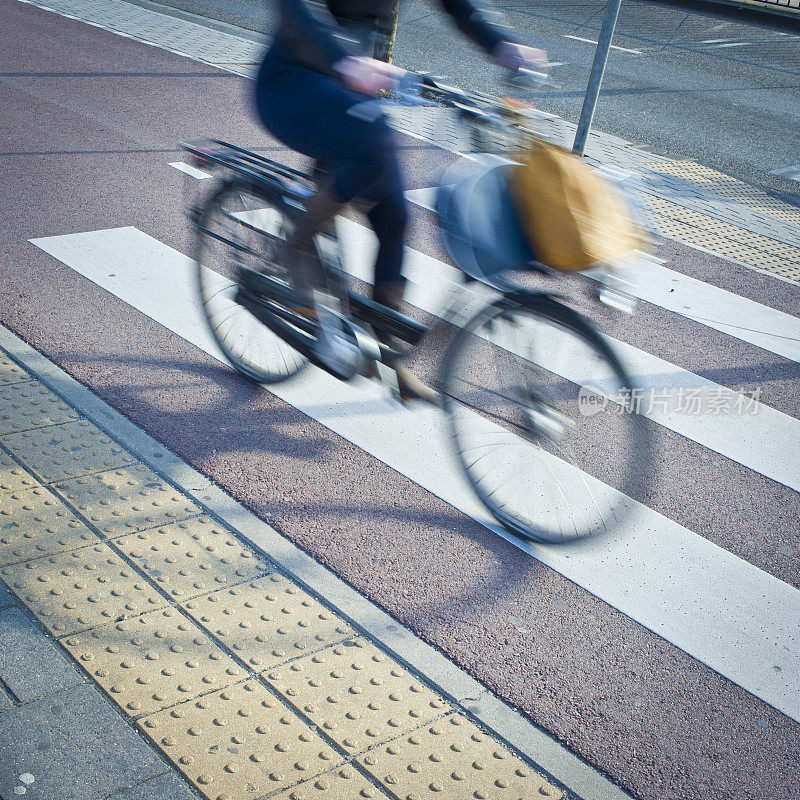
[181,139,313,188]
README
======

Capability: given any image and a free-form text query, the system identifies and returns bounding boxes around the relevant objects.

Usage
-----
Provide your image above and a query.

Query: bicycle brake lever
[505,66,560,91]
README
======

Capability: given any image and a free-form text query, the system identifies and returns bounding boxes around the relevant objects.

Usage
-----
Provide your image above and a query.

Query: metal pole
[572,0,623,157]
[373,0,400,62]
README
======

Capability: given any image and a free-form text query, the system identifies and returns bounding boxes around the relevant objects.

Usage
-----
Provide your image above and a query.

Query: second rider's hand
[333,56,406,95]
[492,41,549,73]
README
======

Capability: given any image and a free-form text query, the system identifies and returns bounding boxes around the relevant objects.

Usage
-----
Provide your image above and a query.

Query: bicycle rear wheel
[442,296,652,543]
[194,180,307,384]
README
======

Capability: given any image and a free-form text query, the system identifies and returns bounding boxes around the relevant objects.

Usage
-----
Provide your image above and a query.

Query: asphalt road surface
[0,1,799,799]
[129,0,800,200]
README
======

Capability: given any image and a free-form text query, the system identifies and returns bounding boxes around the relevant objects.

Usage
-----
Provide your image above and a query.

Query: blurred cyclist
[255,0,547,402]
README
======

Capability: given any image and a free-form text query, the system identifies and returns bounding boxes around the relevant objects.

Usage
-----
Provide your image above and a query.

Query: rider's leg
[367,192,440,406]
[254,58,438,399]
[282,178,344,314]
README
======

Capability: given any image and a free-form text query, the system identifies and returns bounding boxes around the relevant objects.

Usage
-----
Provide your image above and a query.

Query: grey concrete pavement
[126,0,800,200]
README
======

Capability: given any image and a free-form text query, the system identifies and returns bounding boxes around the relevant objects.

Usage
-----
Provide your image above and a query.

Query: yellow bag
[511,136,642,271]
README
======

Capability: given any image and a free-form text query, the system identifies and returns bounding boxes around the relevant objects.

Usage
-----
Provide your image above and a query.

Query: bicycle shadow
[52,348,551,624]
[62,350,332,464]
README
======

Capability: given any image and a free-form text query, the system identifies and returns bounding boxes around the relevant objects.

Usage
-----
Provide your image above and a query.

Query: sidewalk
[0,327,632,800]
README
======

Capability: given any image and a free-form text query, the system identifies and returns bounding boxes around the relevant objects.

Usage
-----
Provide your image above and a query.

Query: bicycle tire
[194,179,308,384]
[442,295,653,543]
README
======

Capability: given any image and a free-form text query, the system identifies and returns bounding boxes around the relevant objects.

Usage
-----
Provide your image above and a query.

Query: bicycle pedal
[524,403,575,441]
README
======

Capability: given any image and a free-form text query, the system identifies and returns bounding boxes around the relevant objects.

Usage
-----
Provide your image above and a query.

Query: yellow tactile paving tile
[138,678,342,800]
[0,451,40,493]
[117,516,270,600]
[181,575,353,671]
[0,381,80,435]
[1,419,137,482]
[357,714,563,800]
[642,195,800,283]
[269,765,387,799]
[0,354,30,386]
[0,485,99,566]
[62,606,246,716]
[266,638,451,756]
[648,160,800,225]
[0,542,166,635]
[52,464,201,537]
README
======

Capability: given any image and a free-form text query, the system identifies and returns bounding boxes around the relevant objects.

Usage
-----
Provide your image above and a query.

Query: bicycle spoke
[194,181,308,384]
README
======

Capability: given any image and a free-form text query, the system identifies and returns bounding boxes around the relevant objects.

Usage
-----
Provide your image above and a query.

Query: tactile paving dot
[0,355,29,386]
[138,678,340,800]
[0,452,40,493]
[62,607,245,716]
[0,543,167,635]
[1,420,137,481]
[269,765,385,799]
[53,464,201,537]
[117,517,269,599]
[356,714,563,800]
[266,638,450,754]
[181,574,353,671]
[0,486,99,566]
[0,382,80,435]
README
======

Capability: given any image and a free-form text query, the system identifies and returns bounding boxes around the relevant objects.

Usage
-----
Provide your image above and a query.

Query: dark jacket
[270,0,510,74]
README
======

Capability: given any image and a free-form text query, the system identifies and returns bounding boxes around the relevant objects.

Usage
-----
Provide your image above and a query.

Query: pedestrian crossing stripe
[29,224,800,723]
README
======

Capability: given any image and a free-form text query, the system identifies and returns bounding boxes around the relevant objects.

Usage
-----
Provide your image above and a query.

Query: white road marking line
[404,187,800,363]
[563,34,642,54]
[169,161,212,179]
[771,164,800,182]
[28,225,800,722]
[714,42,752,49]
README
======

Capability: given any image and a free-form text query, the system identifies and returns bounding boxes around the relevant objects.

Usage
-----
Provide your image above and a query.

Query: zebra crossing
[29,200,800,723]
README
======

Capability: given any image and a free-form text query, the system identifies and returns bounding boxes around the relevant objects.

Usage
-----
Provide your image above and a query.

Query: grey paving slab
[21,0,263,63]
[0,684,170,800]
[0,606,84,703]
[104,771,197,800]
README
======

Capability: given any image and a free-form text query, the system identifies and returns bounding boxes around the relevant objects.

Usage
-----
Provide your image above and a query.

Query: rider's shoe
[291,302,362,381]
[313,307,362,380]
[373,281,441,407]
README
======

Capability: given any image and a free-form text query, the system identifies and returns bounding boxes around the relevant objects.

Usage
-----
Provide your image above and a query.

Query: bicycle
[182,71,653,544]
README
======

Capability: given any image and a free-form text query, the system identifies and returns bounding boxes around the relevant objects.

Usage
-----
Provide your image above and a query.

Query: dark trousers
[254,53,408,285]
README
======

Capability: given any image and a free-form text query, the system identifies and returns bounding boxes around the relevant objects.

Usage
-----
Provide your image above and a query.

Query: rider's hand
[492,41,549,72]
[333,56,405,95]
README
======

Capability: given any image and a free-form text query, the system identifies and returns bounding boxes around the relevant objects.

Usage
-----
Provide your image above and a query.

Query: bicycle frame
[183,140,430,379]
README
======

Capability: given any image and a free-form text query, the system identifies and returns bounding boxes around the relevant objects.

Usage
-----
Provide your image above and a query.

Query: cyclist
[255,0,547,403]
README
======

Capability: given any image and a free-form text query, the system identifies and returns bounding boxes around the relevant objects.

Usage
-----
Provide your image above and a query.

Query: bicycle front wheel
[442,297,652,543]
[194,180,307,384]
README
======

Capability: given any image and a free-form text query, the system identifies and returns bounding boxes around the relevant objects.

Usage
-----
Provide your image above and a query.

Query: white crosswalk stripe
[30,224,800,723]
